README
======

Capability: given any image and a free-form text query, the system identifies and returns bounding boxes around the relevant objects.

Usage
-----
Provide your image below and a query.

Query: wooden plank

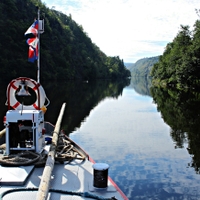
[0,129,6,138]
[36,103,66,200]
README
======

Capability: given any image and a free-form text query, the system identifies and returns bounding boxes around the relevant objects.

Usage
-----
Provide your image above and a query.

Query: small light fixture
[16,81,31,97]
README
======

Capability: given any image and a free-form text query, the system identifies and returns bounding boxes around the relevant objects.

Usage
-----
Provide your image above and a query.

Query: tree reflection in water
[151,86,200,173]
[0,78,130,144]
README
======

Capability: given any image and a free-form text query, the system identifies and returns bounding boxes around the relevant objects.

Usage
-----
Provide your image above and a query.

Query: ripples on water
[70,87,200,199]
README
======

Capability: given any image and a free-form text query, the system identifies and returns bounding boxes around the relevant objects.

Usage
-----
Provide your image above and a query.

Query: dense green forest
[127,56,159,77]
[0,0,130,81]
[151,19,200,89]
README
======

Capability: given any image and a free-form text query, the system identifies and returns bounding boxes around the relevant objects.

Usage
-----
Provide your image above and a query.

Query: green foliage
[151,22,200,89]
[128,56,159,77]
[106,56,131,79]
[0,0,130,81]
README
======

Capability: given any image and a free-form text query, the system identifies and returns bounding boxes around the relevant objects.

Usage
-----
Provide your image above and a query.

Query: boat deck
[0,122,127,199]
[0,158,125,199]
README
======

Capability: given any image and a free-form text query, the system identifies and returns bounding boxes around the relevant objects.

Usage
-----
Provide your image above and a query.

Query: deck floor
[0,159,124,200]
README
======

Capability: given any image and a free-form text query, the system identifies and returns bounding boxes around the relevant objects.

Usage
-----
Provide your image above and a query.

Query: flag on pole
[25,20,38,37]
[28,46,37,63]
[25,20,39,62]
[27,38,39,62]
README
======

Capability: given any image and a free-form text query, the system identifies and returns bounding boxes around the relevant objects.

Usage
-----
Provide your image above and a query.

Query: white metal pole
[37,8,40,83]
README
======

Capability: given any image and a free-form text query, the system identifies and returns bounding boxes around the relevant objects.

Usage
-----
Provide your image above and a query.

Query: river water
[1,78,200,199]
[69,80,200,200]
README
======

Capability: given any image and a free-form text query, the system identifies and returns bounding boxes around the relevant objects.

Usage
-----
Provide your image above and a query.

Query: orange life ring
[6,77,50,110]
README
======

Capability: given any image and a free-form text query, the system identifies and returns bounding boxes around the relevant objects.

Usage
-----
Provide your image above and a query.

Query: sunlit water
[70,87,200,200]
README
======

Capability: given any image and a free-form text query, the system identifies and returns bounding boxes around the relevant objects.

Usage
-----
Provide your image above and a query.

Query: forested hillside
[151,20,200,89]
[128,56,159,77]
[0,0,130,81]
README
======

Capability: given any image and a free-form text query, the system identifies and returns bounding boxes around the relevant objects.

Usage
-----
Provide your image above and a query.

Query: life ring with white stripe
[6,77,50,110]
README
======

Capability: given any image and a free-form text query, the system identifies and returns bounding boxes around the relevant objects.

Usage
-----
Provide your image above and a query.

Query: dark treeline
[151,18,200,89]
[0,0,130,81]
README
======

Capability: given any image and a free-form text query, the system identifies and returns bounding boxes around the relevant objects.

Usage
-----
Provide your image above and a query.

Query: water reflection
[129,76,152,97]
[151,87,200,174]
[70,78,200,199]
[0,79,130,132]
[130,76,200,174]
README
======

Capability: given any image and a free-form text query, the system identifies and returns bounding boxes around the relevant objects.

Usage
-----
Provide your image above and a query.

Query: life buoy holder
[6,77,50,110]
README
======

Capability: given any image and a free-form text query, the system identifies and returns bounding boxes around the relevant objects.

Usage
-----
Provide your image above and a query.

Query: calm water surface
[1,78,200,199]
[70,87,200,200]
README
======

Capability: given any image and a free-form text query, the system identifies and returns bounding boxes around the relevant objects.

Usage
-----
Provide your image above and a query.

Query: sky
[42,0,200,63]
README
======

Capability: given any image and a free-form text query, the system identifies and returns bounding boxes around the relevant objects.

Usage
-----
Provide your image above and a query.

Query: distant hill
[124,63,134,70]
[128,56,160,77]
[0,0,130,81]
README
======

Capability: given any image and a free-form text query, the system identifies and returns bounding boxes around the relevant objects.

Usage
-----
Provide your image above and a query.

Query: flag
[25,20,38,37]
[28,46,37,63]
[25,20,39,62]
[27,38,39,62]
[27,38,39,49]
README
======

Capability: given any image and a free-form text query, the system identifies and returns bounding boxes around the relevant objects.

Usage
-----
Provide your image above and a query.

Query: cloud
[43,0,200,62]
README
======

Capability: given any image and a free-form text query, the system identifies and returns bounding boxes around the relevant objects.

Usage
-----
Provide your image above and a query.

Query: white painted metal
[0,159,125,199]
[0,165,34,186]
[5,110,45,155]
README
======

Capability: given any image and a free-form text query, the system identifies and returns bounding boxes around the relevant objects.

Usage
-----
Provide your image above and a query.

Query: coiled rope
[55,133,87,163]
[0,134,87,167]
[0,151,42,167]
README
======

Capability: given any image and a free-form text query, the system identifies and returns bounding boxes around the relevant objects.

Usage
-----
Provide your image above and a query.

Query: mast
[37,8,40,83]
